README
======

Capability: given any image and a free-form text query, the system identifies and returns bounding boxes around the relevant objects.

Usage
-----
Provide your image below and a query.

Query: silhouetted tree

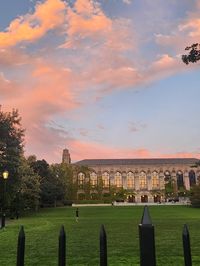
[0,108,25,205]
[182,43,200,64]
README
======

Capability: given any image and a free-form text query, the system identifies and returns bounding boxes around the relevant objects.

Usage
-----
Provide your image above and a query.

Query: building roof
[74,158,198,166]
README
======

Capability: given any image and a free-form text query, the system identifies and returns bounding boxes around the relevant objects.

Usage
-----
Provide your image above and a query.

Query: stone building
[62,150,199,203]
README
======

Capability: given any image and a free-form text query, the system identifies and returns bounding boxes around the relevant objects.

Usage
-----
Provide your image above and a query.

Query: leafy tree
[39,162,78,206]
[18,157,41,212]
[190,185,200,207]
[182,43,200,64]
[29,158,50,178]
[0,108,25,206]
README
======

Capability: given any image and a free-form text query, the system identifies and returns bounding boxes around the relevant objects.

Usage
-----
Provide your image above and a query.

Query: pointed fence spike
[141,205,152,225]
[17,225,25,266]
[139,206,156,266]
[58,225,66,266]
[182,224,192,266]
[100,224,107,266]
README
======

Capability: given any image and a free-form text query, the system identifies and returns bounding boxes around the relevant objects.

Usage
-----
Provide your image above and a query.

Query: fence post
[138,206,156,266]
[16,226,25,266]
[1,213,6,229]
[58,225,66,266]
[100,224,107,266]
[183,224,192,266]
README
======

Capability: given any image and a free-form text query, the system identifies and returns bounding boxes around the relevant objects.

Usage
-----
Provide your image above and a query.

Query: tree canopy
[0,108,25,204]
[182,43,200,64]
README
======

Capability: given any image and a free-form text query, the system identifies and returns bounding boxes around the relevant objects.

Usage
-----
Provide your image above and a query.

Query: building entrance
[127,195,135,203]
[141,195,148,203]
[153,195,161,203]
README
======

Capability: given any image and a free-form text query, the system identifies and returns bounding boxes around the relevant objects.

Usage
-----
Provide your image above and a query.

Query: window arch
[90,172,97,187]
[177,170,184,189]
[102,172,110,188]
[139,171,147,189]
[127,172,134,189]
[189,170,196,187]
[152,171,159,189]
[78,172,85,188]
[164,170,171,182]
[114,172,122,187]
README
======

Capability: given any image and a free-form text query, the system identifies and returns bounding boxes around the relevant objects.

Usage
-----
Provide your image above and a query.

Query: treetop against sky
[0,0,199,163]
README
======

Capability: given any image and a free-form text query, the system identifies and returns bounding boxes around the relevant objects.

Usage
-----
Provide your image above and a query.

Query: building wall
[75,163,199,203]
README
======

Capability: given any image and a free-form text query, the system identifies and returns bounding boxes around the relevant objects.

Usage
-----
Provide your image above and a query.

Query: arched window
[78,172,85,188]
[177,171,184,189]
[127,172,134,189]
[152,171,159,189]
[189,170,196,187]
[102,172,110,188]
[139,171,147,189]
[164,170,171,183]
[90,172,97,187]
[114,172,122,187]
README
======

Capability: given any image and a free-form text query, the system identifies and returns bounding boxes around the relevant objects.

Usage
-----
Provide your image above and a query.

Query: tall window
[78,172,85,188]
[189,170,196,187]
[90,172,97,187]
[102,172,110,188]
[164,171,171,183]
[139,171,147,189]
[177,171,184,189]
[152,171,159,189]
[127,172,134,189]
[114,172,122,187]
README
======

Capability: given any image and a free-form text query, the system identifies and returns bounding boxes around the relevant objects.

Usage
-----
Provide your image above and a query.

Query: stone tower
[62,149,71,164]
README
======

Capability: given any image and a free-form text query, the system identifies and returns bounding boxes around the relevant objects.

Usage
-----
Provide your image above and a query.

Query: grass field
[0,205,200,266]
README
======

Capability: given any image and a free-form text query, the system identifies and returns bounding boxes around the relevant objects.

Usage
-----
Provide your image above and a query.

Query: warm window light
[3,170,9,179]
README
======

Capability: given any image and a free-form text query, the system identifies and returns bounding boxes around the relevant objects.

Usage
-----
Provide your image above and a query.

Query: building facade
[62,150,199,203]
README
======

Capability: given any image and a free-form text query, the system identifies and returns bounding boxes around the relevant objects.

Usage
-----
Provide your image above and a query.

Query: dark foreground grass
[0,205,200,265]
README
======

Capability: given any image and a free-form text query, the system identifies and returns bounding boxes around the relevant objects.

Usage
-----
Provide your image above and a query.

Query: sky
[0,0,200,163]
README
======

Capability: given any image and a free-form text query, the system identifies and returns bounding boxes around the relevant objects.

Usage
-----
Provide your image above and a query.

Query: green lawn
[0,205,200,266]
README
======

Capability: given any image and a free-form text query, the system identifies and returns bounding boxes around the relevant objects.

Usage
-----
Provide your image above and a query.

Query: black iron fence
[14,206,193,265]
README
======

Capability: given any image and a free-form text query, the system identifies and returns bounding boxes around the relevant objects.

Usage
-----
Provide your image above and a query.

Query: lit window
[114,172,122,187]
[90,172,97,187]
[139,171,147,189]
[127,172,134,189]
[78,172,85,188]
[152,171,159,188]
[102,172,110,188]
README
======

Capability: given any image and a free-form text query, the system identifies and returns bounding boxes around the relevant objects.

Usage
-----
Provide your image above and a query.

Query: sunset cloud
[0,0,66,47]
[0,0,199,163]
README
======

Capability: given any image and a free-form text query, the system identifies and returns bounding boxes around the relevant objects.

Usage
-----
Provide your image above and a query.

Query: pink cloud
[0,0,66,48]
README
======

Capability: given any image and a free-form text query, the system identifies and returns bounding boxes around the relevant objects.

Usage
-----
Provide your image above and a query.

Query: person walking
[75,208,79,222]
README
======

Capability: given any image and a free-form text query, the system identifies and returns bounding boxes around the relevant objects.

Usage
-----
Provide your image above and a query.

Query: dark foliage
[0,108,25,205]
[182,43,200,64]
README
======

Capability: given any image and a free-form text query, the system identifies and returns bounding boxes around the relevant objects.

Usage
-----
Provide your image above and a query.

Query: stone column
[147,172,152,191]
[171,171,177,195]
[159,172,165,190]
[184,171,190,190]
[122,173,127,189]
[135,172,139,191]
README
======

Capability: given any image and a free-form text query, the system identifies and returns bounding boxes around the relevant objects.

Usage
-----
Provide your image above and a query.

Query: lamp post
[1,170,9,228]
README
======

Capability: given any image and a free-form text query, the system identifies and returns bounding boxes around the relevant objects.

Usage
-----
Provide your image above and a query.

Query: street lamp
[1,170,9,228]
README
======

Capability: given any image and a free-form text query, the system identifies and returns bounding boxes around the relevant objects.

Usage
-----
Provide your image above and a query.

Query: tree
[29,158,50,178]
[182,43,200,64]
[0,108,25,206]
[18,157,41,212]
[190,185,200,207]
